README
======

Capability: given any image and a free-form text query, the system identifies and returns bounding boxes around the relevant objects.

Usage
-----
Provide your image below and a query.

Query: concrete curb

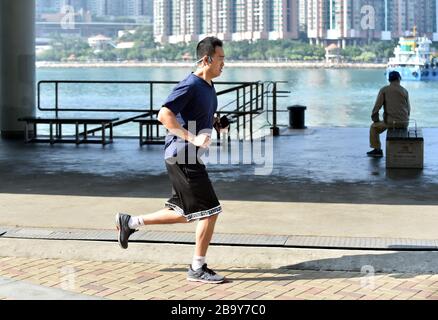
[1,238,438,273]
[3,226,438,250]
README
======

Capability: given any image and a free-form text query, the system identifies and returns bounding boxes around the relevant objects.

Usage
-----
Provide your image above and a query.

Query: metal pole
[256,82,259,111]
[236,89,240,140]
[261,83,264,112]
[150,83,153,118]
[38,82,41,111]
[216,112,220,146]
[273,82,277,126]
[250,84,253,141]
[272,82,279,136]
[243,87,246,140]
[55,82,59,118]
[54,82,59,137]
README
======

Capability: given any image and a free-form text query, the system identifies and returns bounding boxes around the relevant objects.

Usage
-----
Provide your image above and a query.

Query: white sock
[192,256,206,270]
[128,216,144,229]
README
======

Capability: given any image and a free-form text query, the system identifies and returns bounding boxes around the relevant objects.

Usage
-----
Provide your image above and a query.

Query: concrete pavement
[1,193,438,239]
[0,255,437,300]
[1,128,438,299]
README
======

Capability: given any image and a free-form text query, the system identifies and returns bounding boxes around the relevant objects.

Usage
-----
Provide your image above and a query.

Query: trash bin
[288,105,307,129]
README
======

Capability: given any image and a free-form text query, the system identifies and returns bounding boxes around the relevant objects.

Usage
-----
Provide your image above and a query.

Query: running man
[116,37,226,284]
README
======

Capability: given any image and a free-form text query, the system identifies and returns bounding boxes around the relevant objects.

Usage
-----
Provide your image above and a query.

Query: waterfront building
[37,0,153,18]
[307,0,438,47]
[298,0,307,32]
[153,0,299,44]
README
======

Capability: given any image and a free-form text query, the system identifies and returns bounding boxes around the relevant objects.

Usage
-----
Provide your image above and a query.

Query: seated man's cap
[388,71,401,82]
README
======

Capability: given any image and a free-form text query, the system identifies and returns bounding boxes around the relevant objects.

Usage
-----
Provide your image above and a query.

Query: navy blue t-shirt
[162,73,218,159]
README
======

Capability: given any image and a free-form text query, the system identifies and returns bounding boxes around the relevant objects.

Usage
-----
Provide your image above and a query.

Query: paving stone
[0,255,438,300]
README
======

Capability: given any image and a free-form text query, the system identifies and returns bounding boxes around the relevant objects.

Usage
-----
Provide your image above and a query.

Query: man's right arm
[158,107,210,148]
[371,89,384,122]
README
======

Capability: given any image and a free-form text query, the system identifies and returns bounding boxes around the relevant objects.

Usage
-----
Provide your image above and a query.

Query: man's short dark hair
[388,71,401,82]
[196,37,223,60]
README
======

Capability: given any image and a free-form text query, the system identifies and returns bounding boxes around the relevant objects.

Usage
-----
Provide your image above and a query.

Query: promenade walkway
[1,127,438,299]
[1,256,437,300]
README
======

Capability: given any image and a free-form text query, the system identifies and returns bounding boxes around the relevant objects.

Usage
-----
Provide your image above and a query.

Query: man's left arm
[371,89,384,122]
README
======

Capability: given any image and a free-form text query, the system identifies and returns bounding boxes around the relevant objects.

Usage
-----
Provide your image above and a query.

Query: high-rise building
[298,0,307,32]
[307,0,365,47]
[164,0,201,43]
[85,0,133,17]
[154,0,171,42]
[376,0,438,40]
[392,0,418,37]
[125,0,153,16]
[36,0,63,14]
[307,0,438,46]
[371,0,393,40]
[433,0,438,40]
[83,0,106,16]
[267,0,299,40]
[391,0,437,38]
[212,0,233,39]
[60,0,87,10]
[425,0,438,40]
[153,0,299,43]
[126,0,141,16]
[37,0,89,13]
[104,0,124,16]
[37,0,153,19]
[143,0,154,16]
[245,0,268,40]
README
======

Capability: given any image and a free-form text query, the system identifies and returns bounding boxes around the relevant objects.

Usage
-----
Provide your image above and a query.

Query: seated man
[367,71,411,157]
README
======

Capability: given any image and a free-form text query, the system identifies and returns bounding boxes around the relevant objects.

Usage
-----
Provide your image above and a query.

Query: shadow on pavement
[160,251,438,280]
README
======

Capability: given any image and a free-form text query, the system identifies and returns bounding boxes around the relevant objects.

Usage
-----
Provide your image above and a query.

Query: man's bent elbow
[157,107,168,124]
[158,107,177,130]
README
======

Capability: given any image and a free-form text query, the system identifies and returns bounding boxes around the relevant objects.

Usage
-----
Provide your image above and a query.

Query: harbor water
[36,67,438,136]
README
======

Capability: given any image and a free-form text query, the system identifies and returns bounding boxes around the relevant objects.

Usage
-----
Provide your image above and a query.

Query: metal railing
[37,79,286,141]
[262,81,290,130]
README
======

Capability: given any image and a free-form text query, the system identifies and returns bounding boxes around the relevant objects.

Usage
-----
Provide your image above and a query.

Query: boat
[386,28,438,81]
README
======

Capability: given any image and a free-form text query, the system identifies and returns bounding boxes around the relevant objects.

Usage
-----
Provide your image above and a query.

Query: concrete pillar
[0,4,2,133]
[0,0,36,139]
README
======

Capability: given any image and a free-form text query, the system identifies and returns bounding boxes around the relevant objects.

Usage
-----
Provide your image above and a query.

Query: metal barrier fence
[37,80,289,141]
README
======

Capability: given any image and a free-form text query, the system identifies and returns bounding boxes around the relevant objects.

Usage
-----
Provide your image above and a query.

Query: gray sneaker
[187,264,225,284]
[115,213,137,249]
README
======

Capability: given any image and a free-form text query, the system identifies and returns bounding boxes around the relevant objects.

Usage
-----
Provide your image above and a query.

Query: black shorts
[165,161,222,222]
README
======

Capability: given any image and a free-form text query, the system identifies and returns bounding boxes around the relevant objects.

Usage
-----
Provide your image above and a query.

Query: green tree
[95,50,117,61]
[36,29,398,63]
[132,26,156,49]
[353,51,377,62]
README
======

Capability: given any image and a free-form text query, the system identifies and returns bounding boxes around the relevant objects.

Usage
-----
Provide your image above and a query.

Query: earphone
[195,56,213,66]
